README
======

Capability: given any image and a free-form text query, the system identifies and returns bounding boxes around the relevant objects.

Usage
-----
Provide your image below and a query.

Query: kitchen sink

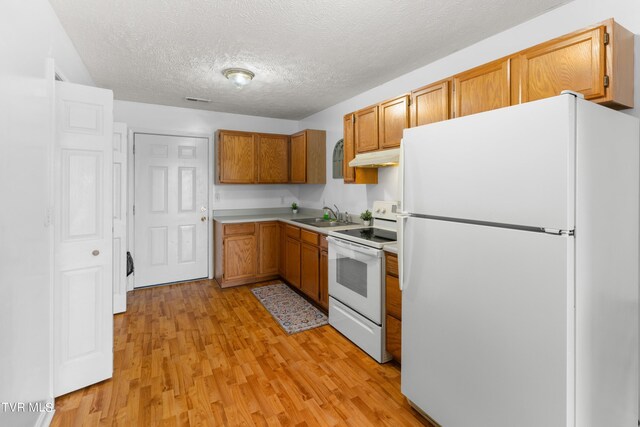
[292,218,357,228]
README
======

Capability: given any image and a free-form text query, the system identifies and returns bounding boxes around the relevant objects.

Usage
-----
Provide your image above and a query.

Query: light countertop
[213,209,365,234]
[384,243,398,254]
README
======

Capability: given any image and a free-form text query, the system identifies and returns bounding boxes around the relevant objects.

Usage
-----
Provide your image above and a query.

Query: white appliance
[328,201,398,363]
[399,93,639,427]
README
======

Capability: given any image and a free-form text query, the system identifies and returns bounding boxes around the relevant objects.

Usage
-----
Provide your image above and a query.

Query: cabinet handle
[92,250,100,256]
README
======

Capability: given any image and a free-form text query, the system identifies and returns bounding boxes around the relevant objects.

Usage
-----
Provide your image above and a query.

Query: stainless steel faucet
[333,204,341,221]
[322,206,338,220]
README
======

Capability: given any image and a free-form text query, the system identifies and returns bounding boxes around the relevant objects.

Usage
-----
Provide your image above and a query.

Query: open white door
[133,133,209,288]
[113,122,127,313]
[53,81,114,397]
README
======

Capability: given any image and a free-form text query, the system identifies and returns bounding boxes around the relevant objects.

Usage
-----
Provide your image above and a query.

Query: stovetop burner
[334,227,397,243]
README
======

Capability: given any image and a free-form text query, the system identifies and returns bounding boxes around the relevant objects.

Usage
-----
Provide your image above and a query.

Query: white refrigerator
[399,94,639,427]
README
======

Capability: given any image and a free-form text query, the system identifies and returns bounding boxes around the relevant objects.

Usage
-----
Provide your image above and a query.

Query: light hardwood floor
[51,279,432,426]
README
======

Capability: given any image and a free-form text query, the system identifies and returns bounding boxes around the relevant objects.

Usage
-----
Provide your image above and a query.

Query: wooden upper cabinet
[343,113,377,185]
[218,131,256,183]
[258,222,279,276]
[517,20,633,109]
[290,130,326,184]
[454,58,511,118]
[290,132,306,183]
[355,105,379,153]
[257,134,289,183]
[379,95,409,149]
[520,26,605,103]
[411,80,451,127]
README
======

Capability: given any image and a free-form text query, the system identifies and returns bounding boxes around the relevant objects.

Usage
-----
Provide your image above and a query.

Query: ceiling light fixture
[223,68,255,89]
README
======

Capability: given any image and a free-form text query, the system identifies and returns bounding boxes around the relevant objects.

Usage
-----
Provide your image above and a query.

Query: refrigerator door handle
[397,213,409,291]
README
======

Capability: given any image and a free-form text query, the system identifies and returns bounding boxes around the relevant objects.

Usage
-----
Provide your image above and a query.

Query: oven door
[327,236,384,324]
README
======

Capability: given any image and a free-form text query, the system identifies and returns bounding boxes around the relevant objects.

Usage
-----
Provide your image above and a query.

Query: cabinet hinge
[604,75,610,88]
[133,143,135,155]
[603,32,610,45]
[408,98,412,106]
[133,205,135,215]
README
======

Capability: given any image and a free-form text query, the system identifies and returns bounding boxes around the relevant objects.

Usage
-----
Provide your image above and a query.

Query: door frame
[127,127,213,290]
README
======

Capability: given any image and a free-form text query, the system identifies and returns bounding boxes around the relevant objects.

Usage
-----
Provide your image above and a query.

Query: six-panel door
[134,134,209,287]
[54,81,114,397]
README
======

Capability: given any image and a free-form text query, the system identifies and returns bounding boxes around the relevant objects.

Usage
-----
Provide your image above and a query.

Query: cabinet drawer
[385,274,402,320]
[285,224,301,239]
[224,222,255,236]
[385,252,398,276]
[319,234,328,250]
[386,315,402,363]
[301,229,319,245]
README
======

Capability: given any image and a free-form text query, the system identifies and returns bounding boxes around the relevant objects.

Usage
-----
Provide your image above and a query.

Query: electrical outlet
[215,193,221,202]
[280,196,285,205]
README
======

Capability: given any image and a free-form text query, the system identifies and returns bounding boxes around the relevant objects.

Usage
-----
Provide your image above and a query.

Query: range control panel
[371,201,399,222]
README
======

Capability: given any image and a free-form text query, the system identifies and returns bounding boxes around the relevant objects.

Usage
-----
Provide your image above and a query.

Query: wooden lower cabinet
[319,249,328,309]
[385,315,402,362]
[223,234,257,283]
[258,222,279,276]
[285,236,301,288]
[216,220,329,311]
[385,252,401,363]
[301,243,320,299]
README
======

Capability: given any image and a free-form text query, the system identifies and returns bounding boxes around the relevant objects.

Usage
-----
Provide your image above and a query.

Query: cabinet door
[257,134,289,183]
[285,237,301,287]
[453,58,510,118]
[411,81,451,127]
[343,113,378,184]
[343,114,356,183]
[218,131,256,183]
[278,223,286,276]
[290,131,307,183]
[319,249,328,310]
[258,222,278,276]
[379,95,410,149]
[519,26,606,103]
[223,234,257,281]
[386,315,402,362]
[301,243,320,301]
[355,105,379,153]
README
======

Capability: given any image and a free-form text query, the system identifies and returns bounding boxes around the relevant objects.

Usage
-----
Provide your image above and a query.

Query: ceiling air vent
[185,97,211,103]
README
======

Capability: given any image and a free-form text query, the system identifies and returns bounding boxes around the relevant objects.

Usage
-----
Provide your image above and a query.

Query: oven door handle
[327,236,383,258]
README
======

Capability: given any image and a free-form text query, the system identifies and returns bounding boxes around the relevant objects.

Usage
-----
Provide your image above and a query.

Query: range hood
[348,148,400,168]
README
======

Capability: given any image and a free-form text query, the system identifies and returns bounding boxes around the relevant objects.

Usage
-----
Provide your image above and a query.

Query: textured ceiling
[49,0,572,120]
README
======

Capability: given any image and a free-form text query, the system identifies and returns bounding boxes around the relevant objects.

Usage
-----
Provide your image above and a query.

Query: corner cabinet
[215,220,329,311]
[290,129,326,184]
[214,221,279,287]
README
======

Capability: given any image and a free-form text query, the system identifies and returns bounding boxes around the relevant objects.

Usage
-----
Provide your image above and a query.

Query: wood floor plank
[51,279,432,426]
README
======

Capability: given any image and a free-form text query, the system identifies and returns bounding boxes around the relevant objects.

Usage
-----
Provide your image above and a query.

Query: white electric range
[326,201,398,363]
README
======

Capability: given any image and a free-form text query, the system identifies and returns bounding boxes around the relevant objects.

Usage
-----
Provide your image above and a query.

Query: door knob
[201,216,207,222]
[92,250,100,256]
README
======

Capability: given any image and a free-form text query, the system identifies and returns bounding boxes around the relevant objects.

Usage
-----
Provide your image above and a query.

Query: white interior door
[134,133,209,287]
[53,81,113,397]
[113,122,127,313]
[401,217,574,427]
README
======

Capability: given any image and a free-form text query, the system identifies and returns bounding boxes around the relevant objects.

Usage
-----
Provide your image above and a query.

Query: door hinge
[604,75,610,88]
[604,32,610,45]
[543,228,574,236]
